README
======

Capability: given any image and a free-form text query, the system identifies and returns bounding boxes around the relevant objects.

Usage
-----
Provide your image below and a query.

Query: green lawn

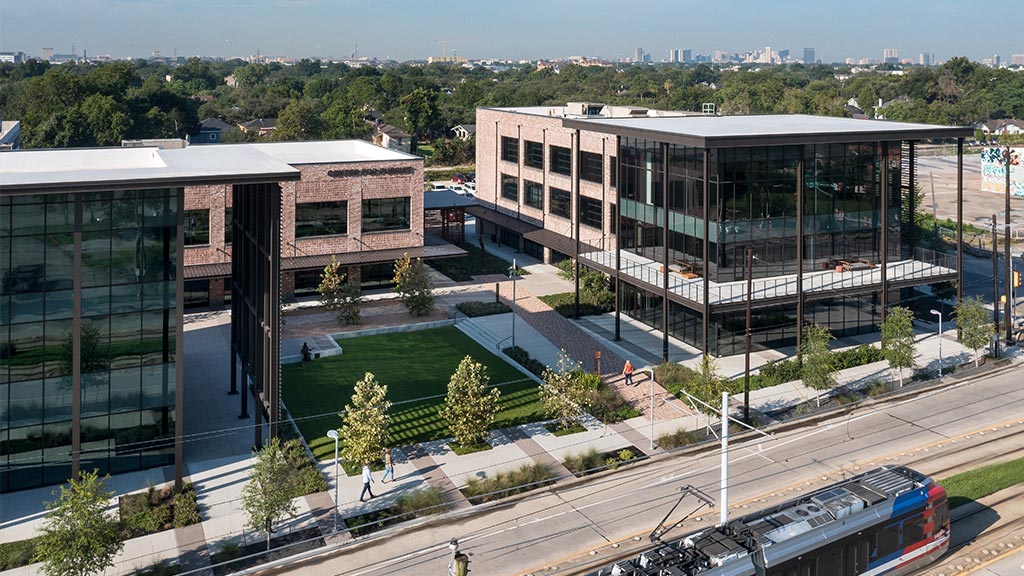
[939,454,1024,509]
[282,326,543,461]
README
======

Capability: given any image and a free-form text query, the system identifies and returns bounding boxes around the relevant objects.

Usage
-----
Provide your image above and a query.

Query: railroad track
[535,420,1024,576]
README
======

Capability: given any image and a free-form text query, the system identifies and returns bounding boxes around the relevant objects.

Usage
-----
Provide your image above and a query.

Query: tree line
[3,57,1023,152]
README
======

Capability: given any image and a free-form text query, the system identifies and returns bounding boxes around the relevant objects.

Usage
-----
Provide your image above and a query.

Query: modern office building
[0,145,305,493]
[803,48,815,64]
[474,104,970,358]
[180,140,461,307]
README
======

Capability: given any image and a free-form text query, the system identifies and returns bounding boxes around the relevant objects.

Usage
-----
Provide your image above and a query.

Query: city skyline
[3,0,1022,63]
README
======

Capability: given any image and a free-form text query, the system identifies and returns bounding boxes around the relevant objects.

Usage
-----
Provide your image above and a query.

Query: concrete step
[454,317,508,352]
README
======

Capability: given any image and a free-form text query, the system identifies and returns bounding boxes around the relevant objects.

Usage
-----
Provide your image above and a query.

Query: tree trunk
[975,350,979,367]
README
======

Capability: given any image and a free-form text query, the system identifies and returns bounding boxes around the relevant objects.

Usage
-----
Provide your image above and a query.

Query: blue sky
[2,0,1020,63]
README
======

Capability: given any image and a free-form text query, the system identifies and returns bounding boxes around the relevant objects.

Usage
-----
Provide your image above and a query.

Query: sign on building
[981,147,1024,197]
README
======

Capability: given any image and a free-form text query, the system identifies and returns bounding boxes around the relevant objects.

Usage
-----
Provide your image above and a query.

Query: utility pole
[1005,147,1014,343]
[743,246,753,424]
[993,214,1001,358]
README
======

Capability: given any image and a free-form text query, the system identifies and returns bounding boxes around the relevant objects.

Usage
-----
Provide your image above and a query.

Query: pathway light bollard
[508,259,518,348]
[594,351,601,376]
[326,429,340,533]
[929,309,943,377]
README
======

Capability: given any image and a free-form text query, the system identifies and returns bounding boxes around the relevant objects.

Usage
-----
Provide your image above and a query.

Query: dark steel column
[796,154,805,354]
[174,189,185,491]
[662,143,670,363]
[574,130,581,320]
[1005,146,1013,343]
[268,189,282,439]
[614,136,622,341]
[744,246,753,423]
[880,142,889,328]
[957,139,963,308]
[71,196,83,479]
[993,214,1000,357]
[701,148,711,354]
[909,142,916,256]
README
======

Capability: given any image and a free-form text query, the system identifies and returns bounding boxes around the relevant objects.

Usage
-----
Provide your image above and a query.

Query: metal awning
[184,243,467,280]
[523,229,577,257]
[465,205,540,235]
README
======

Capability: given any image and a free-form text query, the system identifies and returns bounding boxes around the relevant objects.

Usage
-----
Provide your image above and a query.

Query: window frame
[524,140,544,169]
[501,136,520,163]
[579,196,603,230]
[295,200,348,238]
[524,180,544,210]
[183,209,210,246]
[549,187,571,219]
[550,145,571,176]
[580,151,603,184]
[501,174,519,202]
[361,197,410,233]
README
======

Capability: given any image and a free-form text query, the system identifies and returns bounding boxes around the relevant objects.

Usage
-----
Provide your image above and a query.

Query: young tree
[684,354,725,415]
[957,295,995,366]
[881,306,916,387]
[317,256,363,325]
[34,470,125,576]
[540,350,592,430]
[800,324,836,407]
[339,372,392,466]
[242,438,300,551]
[441,355,501,448]
[392,253,435,316]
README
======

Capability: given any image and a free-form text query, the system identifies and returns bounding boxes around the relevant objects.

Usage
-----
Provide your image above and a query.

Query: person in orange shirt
[623,359,635,386]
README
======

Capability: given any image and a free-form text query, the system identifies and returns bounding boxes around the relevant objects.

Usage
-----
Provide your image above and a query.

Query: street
[263,365,1024,576]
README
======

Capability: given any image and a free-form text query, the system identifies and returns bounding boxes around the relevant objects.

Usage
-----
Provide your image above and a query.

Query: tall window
[501,136,519,163]
[580,151,603,184]
[579,196,603,229]
[549,188,571,219]
[525,141,544,169]
[524,181,544,209]
[295,201,347,238]
[501,174,519,201]
[610,156,618,188]
[224,207,232,244]
[362,197,410,232]
[184,209,210,245]
[550,145,571,175]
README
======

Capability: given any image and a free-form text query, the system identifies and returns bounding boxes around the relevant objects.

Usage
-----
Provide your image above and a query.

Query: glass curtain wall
[1,190,178,493]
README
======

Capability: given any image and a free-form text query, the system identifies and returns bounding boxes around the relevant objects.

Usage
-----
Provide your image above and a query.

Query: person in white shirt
[360,463,375,502]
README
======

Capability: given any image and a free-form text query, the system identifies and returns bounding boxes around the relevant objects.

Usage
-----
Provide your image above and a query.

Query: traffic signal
[1014,271,1022,288]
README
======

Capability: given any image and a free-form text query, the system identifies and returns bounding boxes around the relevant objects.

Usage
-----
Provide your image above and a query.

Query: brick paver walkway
[493,280,692,421]
[401,447,472,512]
[503,427,575,483]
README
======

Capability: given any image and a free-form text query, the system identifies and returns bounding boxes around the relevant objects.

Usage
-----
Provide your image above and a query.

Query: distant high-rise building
[919,53,931,66]
[41,47,54,61]
[670,49,680,63]
[1012,54,1024,66]
[778,49,789,61]
[883,48,899,64]
[764,46,773,64]
[804,48,815,64]
[683,49,692,63]
[642,53,652,63]
[993,54,1001,67]
[634,47,644,63]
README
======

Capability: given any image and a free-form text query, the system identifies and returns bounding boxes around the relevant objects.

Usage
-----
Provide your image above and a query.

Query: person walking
[623,359,635,386]
[381,448,395,483]
[359,463,375,502]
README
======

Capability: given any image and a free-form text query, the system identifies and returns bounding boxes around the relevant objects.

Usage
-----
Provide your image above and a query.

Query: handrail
[496,334,514,351]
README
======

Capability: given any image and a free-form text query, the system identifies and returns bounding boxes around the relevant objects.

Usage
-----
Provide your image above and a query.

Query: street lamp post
[640,366,655,451]
[743,246,753,424]
[930,309,943,377]
[508,258,518,348]
[325,429,340,533]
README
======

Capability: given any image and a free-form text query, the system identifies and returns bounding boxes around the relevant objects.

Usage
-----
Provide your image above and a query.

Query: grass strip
[939,455,1024,509]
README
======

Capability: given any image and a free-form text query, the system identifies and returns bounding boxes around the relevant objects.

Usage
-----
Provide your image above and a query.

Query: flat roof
[0,145,300,194]
[562,114,973,148]
[249,140,421,164]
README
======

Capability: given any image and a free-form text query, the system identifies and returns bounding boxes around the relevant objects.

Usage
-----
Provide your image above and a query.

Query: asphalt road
[266,368,1024,576]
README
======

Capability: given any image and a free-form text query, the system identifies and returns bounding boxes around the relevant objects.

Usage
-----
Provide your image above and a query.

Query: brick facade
[183,143,424,305]
[475,107,618,261]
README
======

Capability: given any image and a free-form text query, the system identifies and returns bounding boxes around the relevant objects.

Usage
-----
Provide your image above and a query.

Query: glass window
[610,156,618,188]
[224,207,232,244]
[525,141,544,169]
[550,188,571,219]
[184,210,209,245]
[550,145,571,175]
[579,196,603,229]
[817,546,842,575]
[361,198,410,232]
[501,136,519,163]
[902,516,926,544]
[580,151,603,184]
[875,522,901,558]
[524,181,544,209]
[501,174,519,202]
[295,201,347,238]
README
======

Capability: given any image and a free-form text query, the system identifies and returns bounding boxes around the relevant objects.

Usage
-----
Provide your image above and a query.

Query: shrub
[172,489,201,528]
[214,542,246,563]
[455,301,511,317]
[617,449,636,462]
[538,292,613,318]
[832,393,860,406]
[563,448,605,474]
[866,380,889,398]
[394,486,445,518]
[463,462,555,504]
[502,346,546,377]
[657,428,700,449]
[653,363,698,395]
[834,345,883,370]
[282,438,329,496]
[586,385,641,423]
[134,560,183,576]
[0,538,39,571]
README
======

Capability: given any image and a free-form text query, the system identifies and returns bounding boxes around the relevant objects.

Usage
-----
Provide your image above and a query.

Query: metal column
[1005,146,1013,343]
[662,143,671,362]
[701,148,711,354]
[796,155,805,352]
[879,142,889,326]
[615,136,622,341]
[174,189,185,491]
[956,139,964,308]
